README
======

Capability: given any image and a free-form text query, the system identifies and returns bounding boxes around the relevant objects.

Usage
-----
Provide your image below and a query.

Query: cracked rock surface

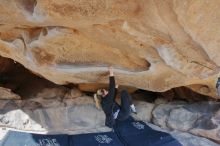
[0,95,220,146]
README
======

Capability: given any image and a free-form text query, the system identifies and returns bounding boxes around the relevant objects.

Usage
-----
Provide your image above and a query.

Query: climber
[216,77,220,96]
[94,67,137,128]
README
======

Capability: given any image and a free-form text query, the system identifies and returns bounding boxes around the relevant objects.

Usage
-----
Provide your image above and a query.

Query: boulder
[0,87,20,100]
[0,97,220,146]
[152,101,220,142]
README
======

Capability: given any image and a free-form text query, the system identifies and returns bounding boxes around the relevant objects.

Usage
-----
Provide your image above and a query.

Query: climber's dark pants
[117,90,133,121]
[218,86,220,96]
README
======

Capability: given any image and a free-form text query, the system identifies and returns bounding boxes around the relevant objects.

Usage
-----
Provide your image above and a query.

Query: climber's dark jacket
[216,77,220,88]
[101,76,119,128]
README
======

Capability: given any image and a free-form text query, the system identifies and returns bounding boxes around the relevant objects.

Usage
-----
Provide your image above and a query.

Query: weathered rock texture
[1,96,220,146]
[0,87,20,100]
[0,0,220,98]
[152,101,220,142]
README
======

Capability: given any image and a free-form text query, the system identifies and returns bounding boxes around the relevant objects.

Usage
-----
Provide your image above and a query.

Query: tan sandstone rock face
[0,87,20,100]
[0,0,219,98]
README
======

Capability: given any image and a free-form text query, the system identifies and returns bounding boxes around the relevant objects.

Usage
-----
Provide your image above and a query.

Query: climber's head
[93,89,108,109]
[97,89,108,98]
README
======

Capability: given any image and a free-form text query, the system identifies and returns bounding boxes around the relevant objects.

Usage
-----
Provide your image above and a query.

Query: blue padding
[0,131,124,146]
[0,131,68,146]
[70,132,124,146]
[0,117,182,146]
[114,117,182,146]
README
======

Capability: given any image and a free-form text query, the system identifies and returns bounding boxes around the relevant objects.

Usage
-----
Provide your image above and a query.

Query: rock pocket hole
[17,0,37,15]
[28,27,48,42]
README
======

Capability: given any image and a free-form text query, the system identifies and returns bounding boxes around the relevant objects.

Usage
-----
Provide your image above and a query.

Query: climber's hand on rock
[109,66,114,76]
